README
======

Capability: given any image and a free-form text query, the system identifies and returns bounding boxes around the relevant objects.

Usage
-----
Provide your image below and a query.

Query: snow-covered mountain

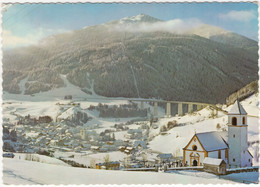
[113,14,162,24]
[3,14,258,104]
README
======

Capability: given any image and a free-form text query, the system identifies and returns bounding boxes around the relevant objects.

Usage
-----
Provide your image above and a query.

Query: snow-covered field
[3,158,243,185]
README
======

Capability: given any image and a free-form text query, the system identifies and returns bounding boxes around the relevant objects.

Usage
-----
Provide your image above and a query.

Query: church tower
[228,100,252,168]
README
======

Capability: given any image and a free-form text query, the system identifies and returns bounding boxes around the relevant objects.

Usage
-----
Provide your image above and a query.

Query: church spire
[228,99,247,115]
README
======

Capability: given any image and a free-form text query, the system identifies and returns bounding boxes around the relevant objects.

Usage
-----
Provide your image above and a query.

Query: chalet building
[96,161,120,170]
[134,140,147,150]
[157,153,173,164]
[203,157,227,175]
[183,100,253,168]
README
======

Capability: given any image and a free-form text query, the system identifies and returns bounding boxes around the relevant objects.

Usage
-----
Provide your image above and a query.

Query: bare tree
[90,158,96,169]
[142,153,148,167]
[123,156,130,168]
[103,154,110,170]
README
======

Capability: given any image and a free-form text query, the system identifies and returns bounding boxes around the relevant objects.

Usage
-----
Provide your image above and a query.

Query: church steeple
[228,100,247,126]
[228,100,247,115]
[227,99,252,168]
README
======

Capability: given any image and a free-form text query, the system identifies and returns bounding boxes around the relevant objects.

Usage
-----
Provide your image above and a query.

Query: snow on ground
[3,74,92,102]
[64,151,127,166]
[3,158,239,185]
[167,170,259,184]
[148,107,226,154]
[221,171,259,183]
[2,101,60,120]
[13,153,69,166]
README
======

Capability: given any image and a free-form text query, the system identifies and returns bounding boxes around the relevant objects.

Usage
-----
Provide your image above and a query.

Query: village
[2,91,259,179]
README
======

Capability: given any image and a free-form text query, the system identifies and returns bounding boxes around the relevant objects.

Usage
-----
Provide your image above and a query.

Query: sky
[2,2,258,49]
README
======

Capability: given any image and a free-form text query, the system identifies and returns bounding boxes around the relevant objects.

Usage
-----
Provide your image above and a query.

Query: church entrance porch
[190,152,200,166]
[193,159,198,166]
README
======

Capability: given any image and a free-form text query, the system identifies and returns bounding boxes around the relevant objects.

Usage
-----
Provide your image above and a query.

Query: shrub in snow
[216,123,221,130]
[160,125,167,132]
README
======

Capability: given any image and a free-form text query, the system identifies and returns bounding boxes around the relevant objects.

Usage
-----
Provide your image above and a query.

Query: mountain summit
[118,14,162,24]
[3,14,258,103]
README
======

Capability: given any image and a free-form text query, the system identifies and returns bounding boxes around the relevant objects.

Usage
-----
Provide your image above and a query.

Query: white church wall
[228,126,242,168]
[241,151,252,167]
[240,126,248,151]
[208,151,218,158]
[186,136,204,152]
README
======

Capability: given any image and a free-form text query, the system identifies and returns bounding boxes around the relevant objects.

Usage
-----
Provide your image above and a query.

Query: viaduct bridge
[128,99,227,117]
[83,97,227,118]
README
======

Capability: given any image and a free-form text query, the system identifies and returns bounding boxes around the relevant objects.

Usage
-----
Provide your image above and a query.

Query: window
[192,145,197,151]
[233,158,235,162]
[233,134,235,138]
[243,117,246,125]
[249,159,250,162]
[232,117,237,126]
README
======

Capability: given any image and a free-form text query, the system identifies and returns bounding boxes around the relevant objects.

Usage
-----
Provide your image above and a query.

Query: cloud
[111,18,203,34]
[2,30,35,49]
[219,10,256,22]
[2,28,68,49]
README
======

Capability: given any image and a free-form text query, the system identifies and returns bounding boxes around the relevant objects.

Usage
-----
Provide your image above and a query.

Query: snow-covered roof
[203,157,225,166]
[157,153,172,159]
[228,100,247,115]
[196,131,228,151]
[134,141,147,148]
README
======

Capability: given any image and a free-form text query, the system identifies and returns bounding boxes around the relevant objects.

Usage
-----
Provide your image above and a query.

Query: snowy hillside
[148,94,259,164]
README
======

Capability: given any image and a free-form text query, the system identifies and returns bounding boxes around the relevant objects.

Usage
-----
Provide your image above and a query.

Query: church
[183,100,253,168]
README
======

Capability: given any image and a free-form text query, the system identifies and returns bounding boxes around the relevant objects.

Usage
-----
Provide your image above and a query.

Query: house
[119,146,126,152]
[124,147,135,154]
[183,100,253,168]
[134,141,147,150]
[64,95,72,100]
[96,161,120,170]
[157,153,173,164]
[203,157,227,175]
[91,146,100,151]
[125,129,143,139]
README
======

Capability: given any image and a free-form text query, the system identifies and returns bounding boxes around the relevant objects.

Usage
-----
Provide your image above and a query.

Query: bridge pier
[140,101,144,110]
[166,102,171,117]
[197,105,203,110]
[154,102,158,117]
[188,104,193,114]
[178,103,183,116]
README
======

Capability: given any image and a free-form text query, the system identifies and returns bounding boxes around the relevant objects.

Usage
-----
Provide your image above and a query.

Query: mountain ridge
[3,14,258,104]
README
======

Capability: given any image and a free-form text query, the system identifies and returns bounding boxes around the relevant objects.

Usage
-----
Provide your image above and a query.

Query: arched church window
[242,117,245,125]
[192,145,197,151]
[232,117,237,126]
